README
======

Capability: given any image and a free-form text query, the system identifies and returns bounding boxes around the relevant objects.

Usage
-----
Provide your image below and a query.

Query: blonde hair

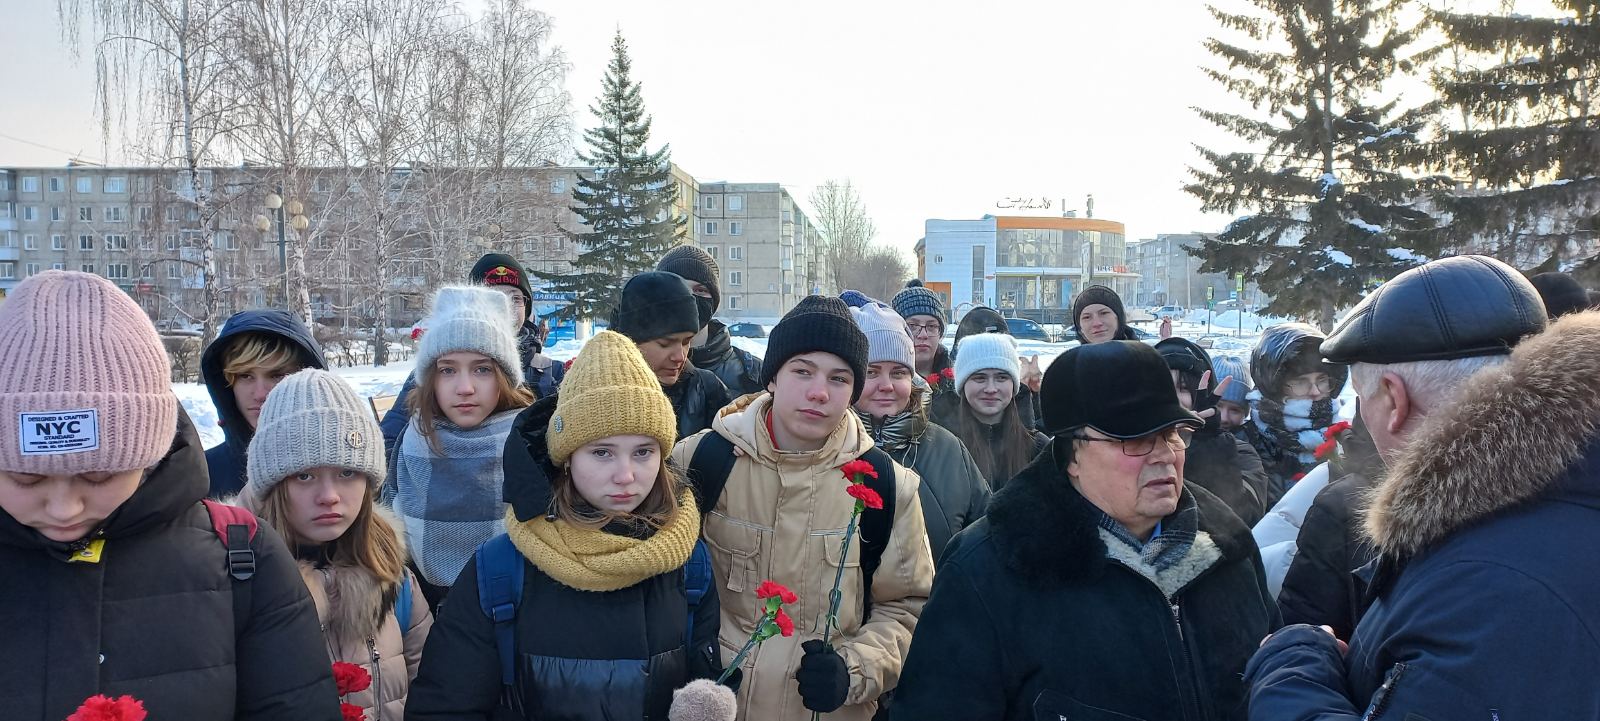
[223,333,305,386]
[406,357,534,453]
[257,478,405,595]
[551,453,687,532]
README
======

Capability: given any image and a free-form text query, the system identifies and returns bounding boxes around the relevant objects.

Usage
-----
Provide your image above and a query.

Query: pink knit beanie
[0,271,177,474]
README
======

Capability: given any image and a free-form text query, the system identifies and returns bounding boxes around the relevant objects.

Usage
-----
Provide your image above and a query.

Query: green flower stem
[820,503,863,650]
[717,611,775,684]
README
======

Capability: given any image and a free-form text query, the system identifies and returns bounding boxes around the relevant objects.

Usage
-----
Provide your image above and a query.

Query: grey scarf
[1097,488,1199,574]
[387,409,520,586]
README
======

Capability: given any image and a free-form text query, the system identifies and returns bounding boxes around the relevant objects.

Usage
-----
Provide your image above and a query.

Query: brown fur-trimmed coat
[1246,311,1600,720]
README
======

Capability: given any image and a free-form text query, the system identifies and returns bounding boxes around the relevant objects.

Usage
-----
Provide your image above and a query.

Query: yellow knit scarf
[506,492,702,592]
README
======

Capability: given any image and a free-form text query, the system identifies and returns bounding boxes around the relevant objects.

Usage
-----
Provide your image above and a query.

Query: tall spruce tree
[1186,0,1446,329]
[1427,3,1600,279]
[536,31,685,320]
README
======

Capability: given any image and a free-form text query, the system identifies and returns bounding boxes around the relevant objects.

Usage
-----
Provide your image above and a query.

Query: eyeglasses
[905,322,942,337]
[1285,374,1334,396]
[1074,427,1194,457]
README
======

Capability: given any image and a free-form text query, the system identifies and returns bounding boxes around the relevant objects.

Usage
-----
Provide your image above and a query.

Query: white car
[1154,305,1185,320]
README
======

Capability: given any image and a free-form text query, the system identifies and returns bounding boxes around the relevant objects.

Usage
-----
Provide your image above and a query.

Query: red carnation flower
[840,459,878,481]
[847,483,884,510]
[333,661,372,696]
[1324,420,1353,440]
[755,579,797,605]
[341,702,366,721]
[409,327,424,341]
[941,367,955,380]
[564,358,575,370]
[774,608,796,637]
[67,695,147,721]
[924,373,941,386]
[1313,437,1339,460]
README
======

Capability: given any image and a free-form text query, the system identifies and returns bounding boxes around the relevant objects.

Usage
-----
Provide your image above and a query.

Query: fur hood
[985,439,1256,590]
[1368,311,1600,559]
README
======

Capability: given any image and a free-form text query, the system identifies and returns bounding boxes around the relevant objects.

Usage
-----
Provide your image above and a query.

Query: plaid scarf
[1097,489,1199,573]
[1250,393,1342,475]
[388,409,520,586]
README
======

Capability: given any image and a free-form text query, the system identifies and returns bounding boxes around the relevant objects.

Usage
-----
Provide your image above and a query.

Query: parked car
[1005,317,1054,343]
[1154,305,1186,320]
[727,322,767,338]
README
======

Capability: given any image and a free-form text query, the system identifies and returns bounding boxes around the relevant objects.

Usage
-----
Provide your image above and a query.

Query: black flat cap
[1321,255,1548,364]
[1041,340,1203,439]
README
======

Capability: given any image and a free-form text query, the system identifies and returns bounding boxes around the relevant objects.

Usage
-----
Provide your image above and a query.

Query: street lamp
[254,186,309,311]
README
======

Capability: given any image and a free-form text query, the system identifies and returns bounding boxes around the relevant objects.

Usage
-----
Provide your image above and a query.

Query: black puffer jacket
[1184,428,1270,527]
[666,366,731,441]
[0,412,339,720]
[858,406,991,562]
[692,320,764,396]
[407,398,722,721]
[891,442,1279,721]
[201,309,326,499]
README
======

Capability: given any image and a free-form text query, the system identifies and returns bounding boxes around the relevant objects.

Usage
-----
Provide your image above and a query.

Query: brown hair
[551,453,687,532]
[406,357,535,453]
[257,479,405,594]
[222,333,305,386]
[953,394,1038,485]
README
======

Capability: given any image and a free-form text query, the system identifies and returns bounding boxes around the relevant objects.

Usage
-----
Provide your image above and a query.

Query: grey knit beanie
[246,369,386,499]
[415,285,523,380]
[850,302,916,371]
[1211,355,1253,406]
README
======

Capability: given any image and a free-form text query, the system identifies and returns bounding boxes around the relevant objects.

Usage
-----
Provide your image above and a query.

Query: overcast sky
[0,1,1517,258]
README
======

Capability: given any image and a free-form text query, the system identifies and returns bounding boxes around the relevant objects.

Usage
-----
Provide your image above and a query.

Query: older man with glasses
[891,340,1278,721]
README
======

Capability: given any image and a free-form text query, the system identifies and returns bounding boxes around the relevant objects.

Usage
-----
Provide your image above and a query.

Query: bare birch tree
[809,179,878,293]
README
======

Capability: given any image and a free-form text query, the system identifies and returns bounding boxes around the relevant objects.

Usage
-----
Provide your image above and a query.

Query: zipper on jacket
[1364,662,1407,720]
[367,636,384,720]
[1167,598,1204,720]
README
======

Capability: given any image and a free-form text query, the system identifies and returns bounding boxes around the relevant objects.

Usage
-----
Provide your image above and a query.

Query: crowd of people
[1,246,1597,721]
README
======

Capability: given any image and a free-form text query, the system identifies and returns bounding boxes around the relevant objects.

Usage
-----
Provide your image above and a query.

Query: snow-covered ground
[178,320,1356,449]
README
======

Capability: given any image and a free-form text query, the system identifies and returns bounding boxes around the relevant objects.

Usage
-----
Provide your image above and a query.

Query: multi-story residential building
[915,214,1138,324]
[1133,233,1260,310]
[693,182,828,320]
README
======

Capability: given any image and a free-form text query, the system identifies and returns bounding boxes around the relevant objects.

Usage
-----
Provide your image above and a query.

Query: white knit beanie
[850,303,916,371]
[415,285,523,380]
[246,369,386,499]
[955,332,1021,392]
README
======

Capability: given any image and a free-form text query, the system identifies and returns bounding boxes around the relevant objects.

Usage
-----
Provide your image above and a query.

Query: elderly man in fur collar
[891,340,1277,721]
[1244,258,1600,719]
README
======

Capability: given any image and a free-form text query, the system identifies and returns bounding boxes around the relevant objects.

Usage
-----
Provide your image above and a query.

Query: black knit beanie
[469,253,533,322]
[657,245,721,325]
[611,271,703,343]
[955,306,1009,347]
[1529,272,1591,319]
[762,295,870,402]
[1071,285,1133,342]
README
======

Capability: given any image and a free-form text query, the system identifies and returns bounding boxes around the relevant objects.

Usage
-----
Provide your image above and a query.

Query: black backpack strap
[857,447,897,621]
[687,431,738,515]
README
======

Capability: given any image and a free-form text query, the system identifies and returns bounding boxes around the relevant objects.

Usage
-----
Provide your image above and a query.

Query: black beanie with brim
[762,295,870,402]
[1072,285,1134,342]
[611,271,703,343]
[470,253,534,322]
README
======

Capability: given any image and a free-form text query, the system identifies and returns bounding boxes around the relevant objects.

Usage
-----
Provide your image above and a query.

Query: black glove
[794,639,850,713]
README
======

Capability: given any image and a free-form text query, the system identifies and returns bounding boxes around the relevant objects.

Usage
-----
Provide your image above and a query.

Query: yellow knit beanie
[547,330,678,466]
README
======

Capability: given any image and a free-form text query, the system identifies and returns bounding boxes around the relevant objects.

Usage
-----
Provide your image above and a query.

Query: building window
[0,232,11,247]
[169,264,182,279]
[972,245,986,305]
[105,234,128,251]
[51,263,64,271]
[703,195,718,210]
[75,177,93,194]
[78,207,93,222]
[21,206,36,222]
[728,296,740,310]
[186,207,200,221]
[729,246,743,261]
[80,263,95,275]
[550,178,567,193]
[25,263,40,277]
[138,206,152,222]
[107,263,130,280]
[49,177,64,193]
[50,206,63,222]
[165,234,177,250]
[729,271,743,287]
[217,232,235,250]
[21,177,39,193]
[705,245,719,260]
[727,195,743,211]
[166,206,180,221]
[935,255,944,263]
[134,176,150,193]
[106,207,124,222]
[0,263,14,280]
[105,177,126,193]
[782,210,793,222]
[79,234,95,251]
[705,221,718,235]
[23,234,38,250]
[729,222,742,236]
[137,234,152,250]
[51,235,66,250]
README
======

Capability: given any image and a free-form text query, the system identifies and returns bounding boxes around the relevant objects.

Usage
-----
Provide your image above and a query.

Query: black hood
[691,319,735,366]
[502,395,564,523]
[1250,323,1346,401]
[200,310,326,451]
[0,409,208,556]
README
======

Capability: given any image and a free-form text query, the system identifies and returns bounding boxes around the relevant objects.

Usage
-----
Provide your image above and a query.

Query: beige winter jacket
[300,554,433,721]
[673,392,936,721]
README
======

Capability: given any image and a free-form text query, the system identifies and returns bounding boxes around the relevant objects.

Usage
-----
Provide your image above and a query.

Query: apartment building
[693,182,828,321]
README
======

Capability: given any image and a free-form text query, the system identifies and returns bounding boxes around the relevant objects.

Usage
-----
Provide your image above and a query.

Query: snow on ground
[178,320,1363,449]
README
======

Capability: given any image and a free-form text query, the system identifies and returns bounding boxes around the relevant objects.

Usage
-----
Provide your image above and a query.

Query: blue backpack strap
[394,571,413,638]
[475,534,524,689]
[681,539,713,647]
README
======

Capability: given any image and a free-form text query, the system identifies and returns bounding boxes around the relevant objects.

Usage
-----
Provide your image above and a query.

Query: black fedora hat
[1042,340,1203,439]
